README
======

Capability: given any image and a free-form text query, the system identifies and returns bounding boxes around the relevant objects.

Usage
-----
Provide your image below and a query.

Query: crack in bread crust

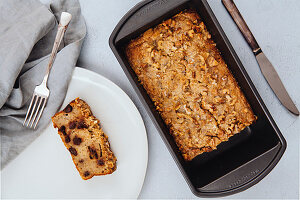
[52,98,117,180]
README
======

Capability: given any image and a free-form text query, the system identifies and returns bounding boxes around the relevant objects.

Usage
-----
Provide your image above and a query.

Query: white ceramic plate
[1,67,148,199]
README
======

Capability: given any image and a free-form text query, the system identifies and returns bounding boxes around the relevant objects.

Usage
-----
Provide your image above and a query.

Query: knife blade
[256,52,299,115]
[222,0,299,115]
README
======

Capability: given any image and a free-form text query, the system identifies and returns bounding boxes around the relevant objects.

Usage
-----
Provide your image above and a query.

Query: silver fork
[23,12,72,129]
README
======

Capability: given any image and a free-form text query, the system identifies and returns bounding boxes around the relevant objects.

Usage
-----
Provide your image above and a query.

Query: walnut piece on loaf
[52,98,117,180]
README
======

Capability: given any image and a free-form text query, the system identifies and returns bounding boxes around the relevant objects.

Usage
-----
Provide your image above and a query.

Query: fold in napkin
[0,0,86,169]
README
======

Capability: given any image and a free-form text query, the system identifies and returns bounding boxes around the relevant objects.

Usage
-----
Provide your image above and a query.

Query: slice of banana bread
[52,98,117,180]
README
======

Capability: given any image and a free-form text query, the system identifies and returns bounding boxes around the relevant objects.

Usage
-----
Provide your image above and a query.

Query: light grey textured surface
[77,0,299,199]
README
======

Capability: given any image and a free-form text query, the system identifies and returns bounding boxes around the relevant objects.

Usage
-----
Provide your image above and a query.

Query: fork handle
[42,12,72,85]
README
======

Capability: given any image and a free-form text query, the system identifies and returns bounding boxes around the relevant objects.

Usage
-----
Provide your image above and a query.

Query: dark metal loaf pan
[109,0,286,197]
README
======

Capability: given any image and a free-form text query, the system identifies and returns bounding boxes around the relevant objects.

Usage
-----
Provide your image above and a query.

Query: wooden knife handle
[222,0,261,55]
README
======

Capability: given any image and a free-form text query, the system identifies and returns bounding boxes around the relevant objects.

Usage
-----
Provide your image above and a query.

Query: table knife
[222,0,299,116]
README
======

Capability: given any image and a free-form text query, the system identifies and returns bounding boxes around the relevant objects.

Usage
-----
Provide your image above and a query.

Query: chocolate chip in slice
[59,126,67,135]
[73,136,82,145]
[97,158,105,166]
[88,146,98,159]
[69,121,77,129]
[59,125,65,132]
[63,104,72,113]
[84,171,90,177]
[65,135,71,143]
[79,159,84,163]
[69,147,77,156]
[77,120,88,129]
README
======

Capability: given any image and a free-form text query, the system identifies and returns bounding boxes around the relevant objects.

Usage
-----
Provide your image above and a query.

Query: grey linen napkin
[0,0,86,169]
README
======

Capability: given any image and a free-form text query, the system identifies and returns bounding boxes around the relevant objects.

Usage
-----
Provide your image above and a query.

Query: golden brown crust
[126,10,256,161]
[52,98,117,180]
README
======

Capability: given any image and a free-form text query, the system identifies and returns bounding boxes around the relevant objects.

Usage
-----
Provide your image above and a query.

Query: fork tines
[23,93,47,129]
[22,12,71,129]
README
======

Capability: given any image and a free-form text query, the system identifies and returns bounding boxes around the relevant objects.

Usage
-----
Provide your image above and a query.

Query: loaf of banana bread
[126,10,256,161]
[52,98,117,179]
